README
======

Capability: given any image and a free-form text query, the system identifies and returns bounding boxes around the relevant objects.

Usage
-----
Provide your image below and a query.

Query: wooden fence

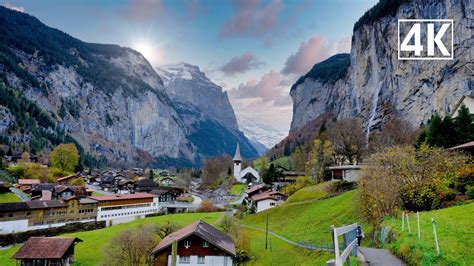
[327,223,358,266]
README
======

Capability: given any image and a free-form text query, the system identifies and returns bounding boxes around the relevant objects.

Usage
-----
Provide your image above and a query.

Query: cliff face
[156,63,259,161]
[290,0,473,133]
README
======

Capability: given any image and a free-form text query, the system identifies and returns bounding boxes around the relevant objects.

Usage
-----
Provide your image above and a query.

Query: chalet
[90,193,159,226]
[245,184,269,199]
[251,191,287,213]
[99,175,117,191]
[160,177,175,187]
[117,179,134,193]
[0,198,97,234]
[151,220,235,266]
[134,178,160,193]
[13,237,82,266]
[31,184,88,200]
[16,179,40,193]
[57,174,83,185]
[3,152,38,164]
[328,165,362,182]
[149,187,184,203]
[275,166,304,185]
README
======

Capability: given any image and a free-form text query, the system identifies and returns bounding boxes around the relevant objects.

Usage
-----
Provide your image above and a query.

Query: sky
[3,0,377,134]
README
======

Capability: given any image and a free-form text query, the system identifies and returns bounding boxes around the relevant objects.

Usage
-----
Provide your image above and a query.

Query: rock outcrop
[290,0,473,134]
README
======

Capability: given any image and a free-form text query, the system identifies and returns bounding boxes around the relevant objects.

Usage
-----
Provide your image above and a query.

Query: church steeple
[233,143,242,162]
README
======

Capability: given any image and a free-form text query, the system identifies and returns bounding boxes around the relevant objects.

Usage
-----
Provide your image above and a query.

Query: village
[0,95,472,265]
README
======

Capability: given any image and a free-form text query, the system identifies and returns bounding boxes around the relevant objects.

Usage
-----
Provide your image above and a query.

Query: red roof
[13,237,81,259]
[245,184,267,195]
[18,179,40,185]
[251,191,287,202]
[89,193,156,201]
[152,220,235,256]
[57,174,80,182]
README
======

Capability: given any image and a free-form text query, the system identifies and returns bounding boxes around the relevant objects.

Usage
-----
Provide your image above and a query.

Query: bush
[198,200,217,212]
[466,185,474,199]
[282,176,314,195]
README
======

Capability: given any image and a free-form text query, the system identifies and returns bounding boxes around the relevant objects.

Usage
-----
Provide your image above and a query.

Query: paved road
[359,247,405,266]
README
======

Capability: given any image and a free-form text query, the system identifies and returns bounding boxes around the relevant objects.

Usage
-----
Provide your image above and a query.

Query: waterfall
[366,29,381,139]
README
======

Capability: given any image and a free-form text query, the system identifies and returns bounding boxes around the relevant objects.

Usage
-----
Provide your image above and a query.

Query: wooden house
[151,220,235,266]
[13,237,82,266]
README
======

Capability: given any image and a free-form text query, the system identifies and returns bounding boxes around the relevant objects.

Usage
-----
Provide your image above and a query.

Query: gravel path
[359,247,405,266]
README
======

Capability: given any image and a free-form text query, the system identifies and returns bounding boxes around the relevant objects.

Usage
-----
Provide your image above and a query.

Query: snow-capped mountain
[237,116,287,150]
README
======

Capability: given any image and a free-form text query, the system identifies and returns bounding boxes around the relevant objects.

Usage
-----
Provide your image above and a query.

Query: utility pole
[265,211,269,249]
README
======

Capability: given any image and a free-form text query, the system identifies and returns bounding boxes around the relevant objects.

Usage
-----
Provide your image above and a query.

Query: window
[184,240,191,248]
[178,256,190,264]
[270,202,275,206]
[26,212,31,216]
[203,241,209,247]
[197,256,205,264]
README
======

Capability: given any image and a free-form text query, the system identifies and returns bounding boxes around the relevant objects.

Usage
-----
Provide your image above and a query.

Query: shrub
[282,176,314,195]
[198,200,217,212]
[466,185,474,199]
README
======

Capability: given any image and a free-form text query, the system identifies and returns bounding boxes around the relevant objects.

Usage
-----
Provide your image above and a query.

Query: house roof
[13,237,82,259]
[245,184,267,195]
[448,141,474,150]
[251,191,287,202]
[89,193,156,201]
[18,179,40,185]
[135,178,159,188]
[151,220,235,256]
[452,94,474,116]
[26,200,68,209]
[32,183,55,191]
[233,143,242,161]
[328,165,363,170]
[57,174,80,182]
[0,202,29,213]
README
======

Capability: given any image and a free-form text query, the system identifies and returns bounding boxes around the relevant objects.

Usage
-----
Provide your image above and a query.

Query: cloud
[123,0,165,21]
[2,3,25,12]
[282,36,352,75]
[229,70,281,101]
[220,52,262,76]
[219,0,283,39]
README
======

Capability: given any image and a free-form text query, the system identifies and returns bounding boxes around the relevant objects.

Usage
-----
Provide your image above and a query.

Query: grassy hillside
[243,228,333,265]
[231,183,246,195]
[286,181,335,204]
[0,212,224,265]
[0,193,21,203]
[242,190,364,245]
[384,203,474,265]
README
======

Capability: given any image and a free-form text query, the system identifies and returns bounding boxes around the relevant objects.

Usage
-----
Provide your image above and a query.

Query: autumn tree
[257,156,268,176]
[201,156,233,189]
[328,118,366,164]
[176,172,192,190]
[359,145,468,226]
[305,139,334,182]
[50,144,79,173]
[292,147,306,172]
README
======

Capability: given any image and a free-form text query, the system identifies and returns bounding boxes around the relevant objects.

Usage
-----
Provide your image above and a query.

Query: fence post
[417,212,421,240]
[342,225,351,266]
[431,218,440,256]
[402,212,405,232]
[406,213,411,234]
[332,225,340,265]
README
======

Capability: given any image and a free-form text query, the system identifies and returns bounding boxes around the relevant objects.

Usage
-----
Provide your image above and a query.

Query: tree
[198,200,217,212]
[258,156,268,176]
[328,118,366,164]
[305,139,334,182]
[292,147,306,172]
[103,225,161,266]
[454,104,474,144]
[50,144,79,173]
[201,156,233,189]
[71,177,86,186]
[19,152,31,164]
[262,163,282,184]
[359,145,468,226]
[176,172,192,190]
[23,163,49,182]
[149,169,154,180]
[369,117,419,152]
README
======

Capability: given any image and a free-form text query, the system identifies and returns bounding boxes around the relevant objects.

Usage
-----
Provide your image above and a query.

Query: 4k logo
[398,19,453,60]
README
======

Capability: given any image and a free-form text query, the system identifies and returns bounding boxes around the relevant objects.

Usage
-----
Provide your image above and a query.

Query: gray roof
[233,143,242,161]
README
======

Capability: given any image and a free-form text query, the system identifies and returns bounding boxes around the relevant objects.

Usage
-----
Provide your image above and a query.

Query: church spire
[233,143,242,162]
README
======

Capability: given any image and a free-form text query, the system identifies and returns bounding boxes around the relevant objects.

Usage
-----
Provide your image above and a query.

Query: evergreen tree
[426,113,444,147]
[454,104,474,144]
[262,163,282,184]
[149,169,154,180]
[7,147,13,156]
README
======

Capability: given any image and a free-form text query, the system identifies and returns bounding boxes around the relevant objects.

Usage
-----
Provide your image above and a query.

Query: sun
[132,40,158,65]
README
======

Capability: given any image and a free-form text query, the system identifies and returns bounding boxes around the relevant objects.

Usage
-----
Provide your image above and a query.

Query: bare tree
[369,117,419,153]
[327,118,367,164]
[201,156,233,189]
[102,225,161,266]
[176,172,193,190]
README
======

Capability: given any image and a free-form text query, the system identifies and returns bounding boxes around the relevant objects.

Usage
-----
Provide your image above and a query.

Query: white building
[233,143,260,183]
[90,193,160,226]
[452,94,474,117]
[251,191,287,213]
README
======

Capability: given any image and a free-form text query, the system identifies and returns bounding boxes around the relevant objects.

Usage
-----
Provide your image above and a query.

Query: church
[233,143,260,183]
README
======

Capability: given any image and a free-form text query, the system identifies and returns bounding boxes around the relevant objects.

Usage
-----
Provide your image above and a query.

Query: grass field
[384,202,474,265]
[253,156,292,172]
[231,183,246,195]
[0,193,21,203]
[242,190,365,245]
[243,228,333,265]
[286,181,335,204]
[0,212,225,265]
